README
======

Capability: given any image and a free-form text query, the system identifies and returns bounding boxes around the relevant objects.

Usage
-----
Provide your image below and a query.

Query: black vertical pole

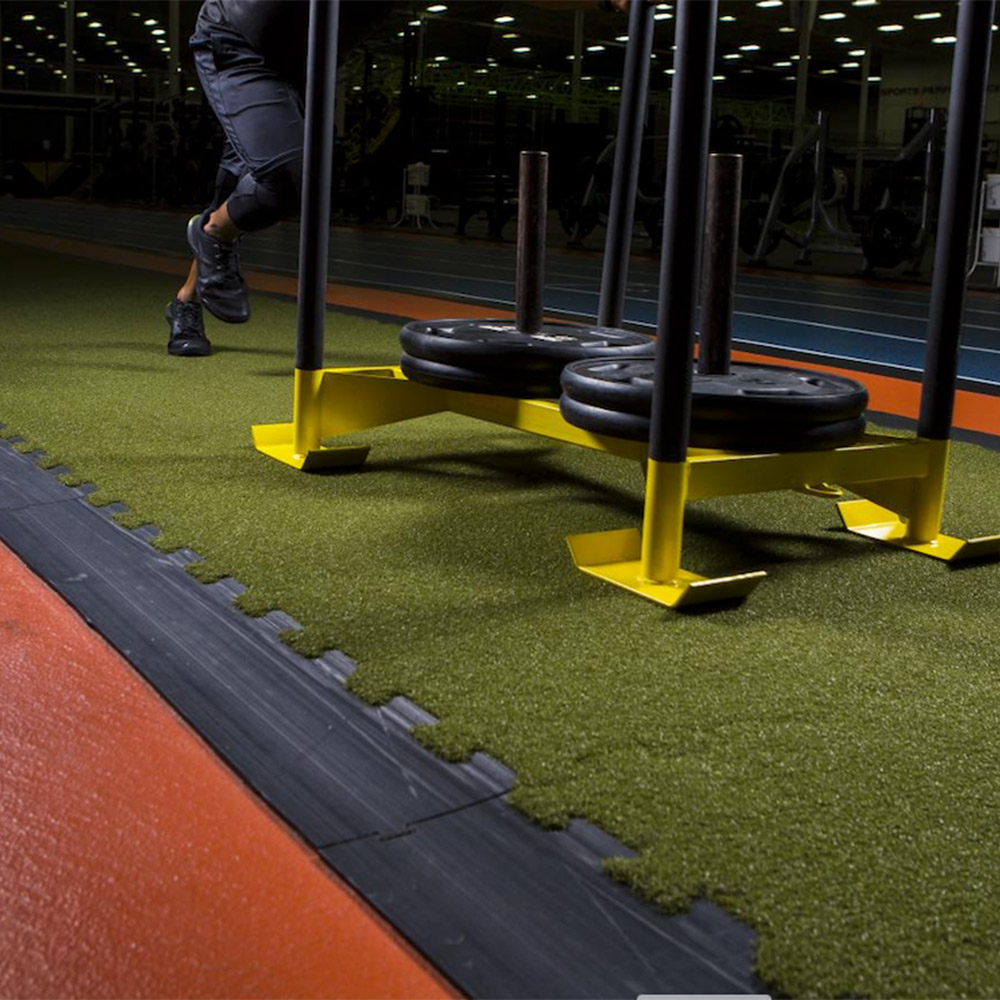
[295,0,340,372]
[698,153,742,375]
[918,0,994,439]
[597,0,655,329]
[647,0,718,464]
[516,150,548,334]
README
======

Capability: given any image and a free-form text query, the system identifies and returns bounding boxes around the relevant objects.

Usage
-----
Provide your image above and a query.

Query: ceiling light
[779,25,796,32]
[773,60,792,66]
[878,23,904,32]
[664,68,675,74]
[913,10,942,18]
[819,68,837,74]
[712,74,726,81]
[502,32,519,38]
[852,0,878,5]
[654,12,672,19]
[34,57,43,63]
[151,28,166,36]
[475,67,488,73]
[77,10,89,16]
[1,36,10,42]
[88,21,102,28]
[739,43,761,51]
[723,53,743,59]
[932,34,957,42]
[720,14,737,22]
[527,92,538,98]
[426,4,447,11]
[739,68,753,73]
[655,2,671,7]
[848,48,866,55]
[756,0,782,6]
[513,46,531,53]
[488,89,497,95]
[494,14,514,23]
[21,13,37,22]
[841,61,860,68]
[432,54,448,61]
[616,34,629,42]
[586,44,605,52]
[456,80,465,86]
[131,67,142,73]
[834,36,853,42]
[868,75,882,82]
[819,11,846,20]
[143,19,157,26]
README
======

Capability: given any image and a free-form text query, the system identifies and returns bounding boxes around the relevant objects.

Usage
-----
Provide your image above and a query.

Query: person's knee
[259,157,302,217]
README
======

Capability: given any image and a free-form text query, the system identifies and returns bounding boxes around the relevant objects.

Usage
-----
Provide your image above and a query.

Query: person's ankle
[203,217,238,243]
[176,289,199,304]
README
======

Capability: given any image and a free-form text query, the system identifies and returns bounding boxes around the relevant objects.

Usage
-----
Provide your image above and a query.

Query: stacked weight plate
[400,319,655,399]
[559,358,869,450]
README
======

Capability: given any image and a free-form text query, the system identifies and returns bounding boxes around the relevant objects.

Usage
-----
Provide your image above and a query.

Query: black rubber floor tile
[0,441,72,509]
[0,496,513,846]
[322,795,761,1000]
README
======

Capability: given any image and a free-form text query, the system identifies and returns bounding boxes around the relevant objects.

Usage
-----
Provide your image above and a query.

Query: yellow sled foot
[838,499,1000,563]
[251,422,370,471]
[567,528,766,609]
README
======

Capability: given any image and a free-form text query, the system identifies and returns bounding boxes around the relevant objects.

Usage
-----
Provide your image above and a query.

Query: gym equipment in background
[741,111,862,267]
[253,0,1000,611]
[744,109,943,272]
[862,109,942,271]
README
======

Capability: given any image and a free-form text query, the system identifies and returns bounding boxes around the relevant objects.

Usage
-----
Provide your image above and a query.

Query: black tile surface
[324,800,760,999]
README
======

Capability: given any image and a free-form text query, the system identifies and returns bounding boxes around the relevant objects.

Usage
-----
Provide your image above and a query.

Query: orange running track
[0,540,458,1000]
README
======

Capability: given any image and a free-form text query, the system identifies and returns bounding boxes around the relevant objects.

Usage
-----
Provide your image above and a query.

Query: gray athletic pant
[190,0,304,231]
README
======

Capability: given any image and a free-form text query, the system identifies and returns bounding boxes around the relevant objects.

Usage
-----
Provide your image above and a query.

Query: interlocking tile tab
[324,795,760,1000]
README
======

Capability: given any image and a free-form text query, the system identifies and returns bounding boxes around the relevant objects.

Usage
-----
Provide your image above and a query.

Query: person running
[166,0,387,356]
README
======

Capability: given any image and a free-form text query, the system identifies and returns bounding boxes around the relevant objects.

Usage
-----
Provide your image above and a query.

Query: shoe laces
[173,300,203,338]
[212,236,240,274]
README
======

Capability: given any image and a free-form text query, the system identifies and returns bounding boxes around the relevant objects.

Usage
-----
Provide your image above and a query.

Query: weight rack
[253,0,1000,610]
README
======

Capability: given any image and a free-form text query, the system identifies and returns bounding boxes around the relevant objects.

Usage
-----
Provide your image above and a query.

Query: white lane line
[733,291,1000,334]
[615,318,1000,386]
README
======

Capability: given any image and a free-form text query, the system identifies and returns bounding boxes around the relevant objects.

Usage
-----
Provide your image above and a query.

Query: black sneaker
[186,211,250,324]
[166,299,212,356]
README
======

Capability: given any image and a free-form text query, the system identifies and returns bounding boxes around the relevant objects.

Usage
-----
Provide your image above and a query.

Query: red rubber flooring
[0,540,458,1000]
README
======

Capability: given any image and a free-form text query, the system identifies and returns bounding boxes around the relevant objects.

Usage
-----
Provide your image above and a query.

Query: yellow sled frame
[252,366,1000,610]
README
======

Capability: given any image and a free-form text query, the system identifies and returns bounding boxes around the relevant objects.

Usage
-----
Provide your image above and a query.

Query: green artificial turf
[4,240,1000,998]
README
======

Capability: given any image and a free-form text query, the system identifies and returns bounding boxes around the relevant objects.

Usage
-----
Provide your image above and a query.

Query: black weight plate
[558,395,651,441]
[561,358,656,417]
[691,415,866,452]
[559,395,867,451]
[561,359,868,424]
[400,352,559,399]
[400,319,655,374]
[693,364,868,422]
